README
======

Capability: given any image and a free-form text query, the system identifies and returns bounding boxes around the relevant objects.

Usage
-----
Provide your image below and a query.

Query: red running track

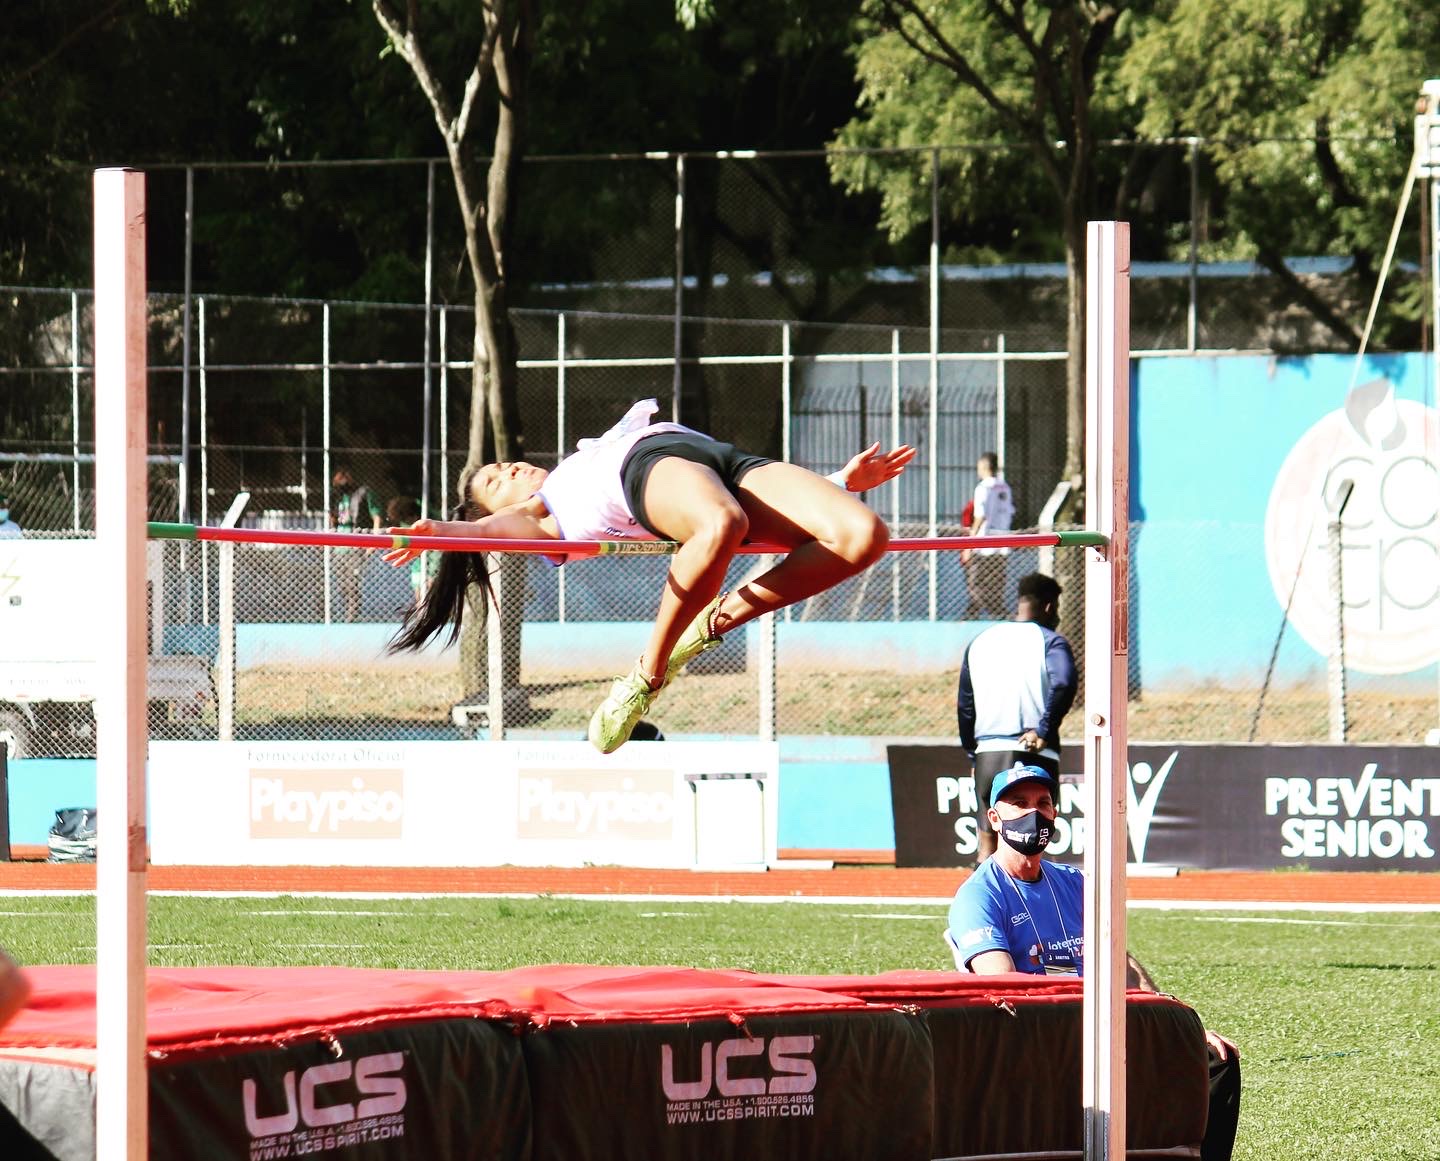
[0,860,1436,905]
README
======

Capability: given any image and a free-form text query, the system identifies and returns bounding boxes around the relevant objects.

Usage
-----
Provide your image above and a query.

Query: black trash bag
[47,808,97,863]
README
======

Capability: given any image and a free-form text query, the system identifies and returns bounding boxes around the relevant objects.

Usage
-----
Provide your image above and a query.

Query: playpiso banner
[888,744,1440,870]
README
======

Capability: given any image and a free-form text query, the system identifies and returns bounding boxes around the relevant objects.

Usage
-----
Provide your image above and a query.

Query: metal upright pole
[891,329,901,621]
[557,313,567,624]
[1188,138,1200,353]
[673,153,685,424]
[322,303,333,625]
[179,167,194,527]
[1082,220,1131,1161]
[1327,479,1355,742]
[93,165,150,1161]
[928,149,940,622]
[70,292,82,530]
[1417,80,1440,736]
[421,161,435,520]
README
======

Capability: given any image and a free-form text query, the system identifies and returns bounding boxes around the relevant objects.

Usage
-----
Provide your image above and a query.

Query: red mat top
[0,964,1127,1060]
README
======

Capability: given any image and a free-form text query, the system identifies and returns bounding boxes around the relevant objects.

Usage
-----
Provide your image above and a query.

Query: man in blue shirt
[957,572,1076,863]
[948,765,1240,1161]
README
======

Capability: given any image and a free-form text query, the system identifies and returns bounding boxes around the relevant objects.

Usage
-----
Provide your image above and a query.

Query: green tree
[833,0,1152,513]
[1119,0,1439,348]
[371,0,529,469]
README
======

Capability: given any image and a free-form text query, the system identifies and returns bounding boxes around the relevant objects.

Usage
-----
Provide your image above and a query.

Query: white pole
[70,292,81,530]
[218,541,235,743]
[928,150,940,623]
[996,333,1007,479]
[1430,160,1439,737]
[782,324,793,625]
[439,307,449,515]
[93,165,149,1161]
[199,297,210,626]
[557,313,567,625]
[1432,170,1439,737]
[487,575,504,741]
[1082,220,1131,1161]
[421,162,435,521]
[891,329,901,621]
[322,303,333,626]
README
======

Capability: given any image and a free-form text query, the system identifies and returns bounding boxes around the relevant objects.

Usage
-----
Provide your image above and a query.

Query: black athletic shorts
[620,432,775,538]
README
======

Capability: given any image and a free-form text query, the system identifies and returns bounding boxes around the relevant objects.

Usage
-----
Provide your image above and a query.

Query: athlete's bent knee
[689,503,749,554]
[834,510,889,567]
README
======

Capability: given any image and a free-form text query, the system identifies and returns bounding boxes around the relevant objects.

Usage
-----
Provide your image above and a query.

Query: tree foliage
[1119,0,1438,346]
[834,0,1156,496]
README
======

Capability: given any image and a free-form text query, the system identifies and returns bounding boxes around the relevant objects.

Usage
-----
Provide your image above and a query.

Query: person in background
[947,765,1241,1161]
[960,451,1013,618]
[331,467,381,620]
[385,495,435,606]
[957,571,1075,864]
[0,491,22,539]
[383,398,914,753]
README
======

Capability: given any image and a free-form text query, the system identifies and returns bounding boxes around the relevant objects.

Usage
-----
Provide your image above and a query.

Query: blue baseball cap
[989,763,1057,808]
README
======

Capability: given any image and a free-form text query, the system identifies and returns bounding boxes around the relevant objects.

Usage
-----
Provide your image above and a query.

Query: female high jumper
[384,399,914,752]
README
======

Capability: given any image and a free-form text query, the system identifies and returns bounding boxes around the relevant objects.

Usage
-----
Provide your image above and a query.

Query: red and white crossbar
[146,522,1108,556]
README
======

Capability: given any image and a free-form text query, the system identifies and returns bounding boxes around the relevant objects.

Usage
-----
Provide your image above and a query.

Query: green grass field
[4,895,1438,1160]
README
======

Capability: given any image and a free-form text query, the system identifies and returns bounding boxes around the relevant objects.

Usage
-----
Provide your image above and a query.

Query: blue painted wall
[5,759,99,847]
[1133,352,1436,688]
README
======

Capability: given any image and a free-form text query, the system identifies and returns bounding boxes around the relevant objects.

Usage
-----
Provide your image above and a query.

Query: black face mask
[997,809,1053,856]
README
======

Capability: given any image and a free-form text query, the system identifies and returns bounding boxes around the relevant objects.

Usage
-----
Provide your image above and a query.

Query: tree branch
[872,0,1063,186]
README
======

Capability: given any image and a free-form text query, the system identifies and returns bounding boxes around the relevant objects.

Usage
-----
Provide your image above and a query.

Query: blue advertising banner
[1133,352,1439,686]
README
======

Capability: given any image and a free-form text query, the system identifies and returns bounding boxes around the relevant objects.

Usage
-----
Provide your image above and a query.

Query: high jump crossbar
[146,521,1108,556]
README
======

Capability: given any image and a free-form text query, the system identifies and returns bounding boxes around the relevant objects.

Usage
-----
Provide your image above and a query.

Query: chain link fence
[2,140,1434,756]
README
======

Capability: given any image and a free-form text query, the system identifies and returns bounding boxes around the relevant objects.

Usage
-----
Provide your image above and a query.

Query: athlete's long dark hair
[387,463,496,653]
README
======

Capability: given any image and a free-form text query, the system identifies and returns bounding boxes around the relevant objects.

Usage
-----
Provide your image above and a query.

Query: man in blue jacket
[957,571,1076,863]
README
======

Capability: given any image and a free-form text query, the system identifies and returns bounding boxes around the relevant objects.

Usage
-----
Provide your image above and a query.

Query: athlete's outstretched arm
[829,442,916,493]
[380,509,555,567]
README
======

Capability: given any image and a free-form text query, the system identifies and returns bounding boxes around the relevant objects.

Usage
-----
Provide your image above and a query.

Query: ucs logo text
[661,1035,816,1100]
[243,1052,407,1137]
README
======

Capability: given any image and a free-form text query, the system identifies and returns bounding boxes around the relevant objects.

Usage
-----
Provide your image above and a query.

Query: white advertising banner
[149,740,780,868]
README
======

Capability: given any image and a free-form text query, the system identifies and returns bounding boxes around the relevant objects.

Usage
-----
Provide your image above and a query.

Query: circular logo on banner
[1264,382,1440,675]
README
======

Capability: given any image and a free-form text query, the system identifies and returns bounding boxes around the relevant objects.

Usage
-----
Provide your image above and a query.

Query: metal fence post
[439,306,449,516]
[759,574,777,742]
[1327,479,1354,742]
[322,302,332,626]
[781,324,792,625]
[421,161,436,520]
[557,312,567,624]
[673,153,685,423]
[928,148,940,622]
[70,291,82,530]
[487,570,505,741]
[218,540,235,743]
[891,329,901,621]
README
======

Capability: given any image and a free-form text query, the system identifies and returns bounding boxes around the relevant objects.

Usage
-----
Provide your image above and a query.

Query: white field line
[1,889,1437,912]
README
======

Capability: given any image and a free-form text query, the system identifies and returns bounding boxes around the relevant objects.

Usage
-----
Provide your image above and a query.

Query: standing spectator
[956,572,1076,864]
[960,451,1013,618]
[331,467,381,620]
[0,491,22,539]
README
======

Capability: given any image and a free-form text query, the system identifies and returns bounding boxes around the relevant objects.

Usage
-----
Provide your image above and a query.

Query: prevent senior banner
[888,743,1440,870]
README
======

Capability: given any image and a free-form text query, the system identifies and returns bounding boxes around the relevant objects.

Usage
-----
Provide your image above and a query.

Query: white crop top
[536,399,703,544]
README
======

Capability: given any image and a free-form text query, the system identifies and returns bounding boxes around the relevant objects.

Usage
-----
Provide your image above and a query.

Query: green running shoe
[665,592,726,682]
[588,663,662,753]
